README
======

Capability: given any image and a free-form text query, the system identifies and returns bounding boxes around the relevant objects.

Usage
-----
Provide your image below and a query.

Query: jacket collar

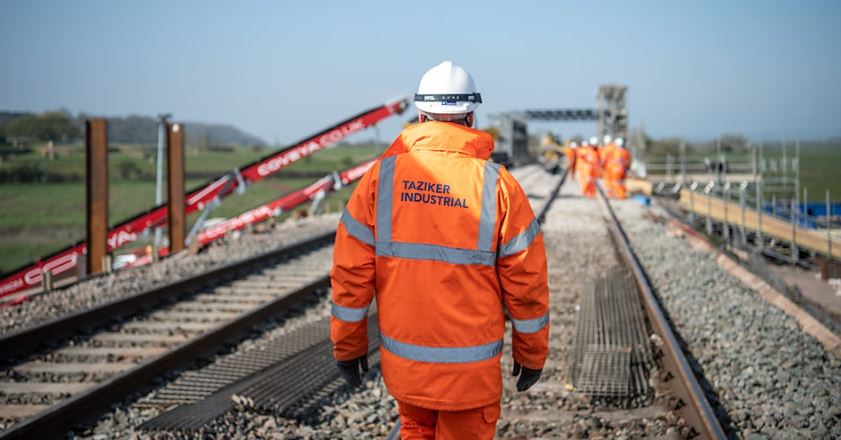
[387,121,494,160]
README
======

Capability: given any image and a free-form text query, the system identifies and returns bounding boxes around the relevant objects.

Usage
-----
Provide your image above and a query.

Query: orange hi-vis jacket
[330,121,550,411]
[575,146,601,177]
[564,147,577,174]
[602,145,631,179]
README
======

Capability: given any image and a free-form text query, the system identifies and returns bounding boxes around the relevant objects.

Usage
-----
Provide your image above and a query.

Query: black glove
[337,355,369,388]
[512,361,542,392]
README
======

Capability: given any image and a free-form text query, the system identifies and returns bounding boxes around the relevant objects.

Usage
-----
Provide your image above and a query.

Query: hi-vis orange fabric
[564,147,577,176]
[330,121,549,411]
[575,145,601,197]
[600,144,632,199]
[397,400,500,440]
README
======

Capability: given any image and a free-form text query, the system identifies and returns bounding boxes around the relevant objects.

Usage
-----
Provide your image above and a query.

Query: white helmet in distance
[414,61,482,115]
[570,141,578,148]
[616,137,625,147]
[589,136,599,146]
[603,134,613,145]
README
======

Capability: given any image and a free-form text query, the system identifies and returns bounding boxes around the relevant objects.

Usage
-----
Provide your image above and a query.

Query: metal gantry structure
[489,84,630,167]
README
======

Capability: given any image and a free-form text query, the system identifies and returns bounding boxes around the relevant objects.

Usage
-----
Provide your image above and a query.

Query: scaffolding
[646,141,839,269]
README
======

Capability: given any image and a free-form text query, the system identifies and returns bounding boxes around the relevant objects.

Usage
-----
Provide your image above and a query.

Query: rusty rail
[595,184,726,440]
[0,231,335,439]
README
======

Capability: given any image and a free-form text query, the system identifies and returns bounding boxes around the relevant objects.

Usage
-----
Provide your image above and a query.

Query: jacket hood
[383,121,495,160]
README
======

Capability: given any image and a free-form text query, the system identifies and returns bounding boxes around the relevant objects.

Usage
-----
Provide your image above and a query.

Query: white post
[154,113,171,253]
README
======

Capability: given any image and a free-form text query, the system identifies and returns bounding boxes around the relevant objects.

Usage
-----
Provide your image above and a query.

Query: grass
[0,143,378,274]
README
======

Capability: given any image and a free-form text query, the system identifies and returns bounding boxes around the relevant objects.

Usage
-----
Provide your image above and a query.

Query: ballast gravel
[613,201,841,439]
[55,167,841,439]
[0,213,340,336]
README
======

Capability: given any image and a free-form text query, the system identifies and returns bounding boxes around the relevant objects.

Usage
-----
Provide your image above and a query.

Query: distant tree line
[0,110,266,147]
[0,112,81,145]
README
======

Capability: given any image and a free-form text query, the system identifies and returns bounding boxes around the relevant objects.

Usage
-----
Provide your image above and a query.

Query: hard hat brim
[415,101,478,114]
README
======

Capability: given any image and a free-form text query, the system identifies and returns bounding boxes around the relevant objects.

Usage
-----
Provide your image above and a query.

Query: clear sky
[2,1,840,143]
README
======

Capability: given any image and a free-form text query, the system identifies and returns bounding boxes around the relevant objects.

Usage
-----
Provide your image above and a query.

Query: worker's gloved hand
[337,355,369,388]
[512,361,542,392]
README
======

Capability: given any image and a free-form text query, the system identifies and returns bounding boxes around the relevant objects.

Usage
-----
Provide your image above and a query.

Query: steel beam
[85,119,108,275]
[167,123,186,253]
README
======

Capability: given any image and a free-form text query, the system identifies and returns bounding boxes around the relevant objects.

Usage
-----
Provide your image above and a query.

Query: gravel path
[0,214,340,336]
[613,201,841,439]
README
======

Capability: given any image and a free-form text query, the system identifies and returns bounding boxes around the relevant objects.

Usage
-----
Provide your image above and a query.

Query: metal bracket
[308,190,327,216]
[186,197,221,245]
[234,168,247,195]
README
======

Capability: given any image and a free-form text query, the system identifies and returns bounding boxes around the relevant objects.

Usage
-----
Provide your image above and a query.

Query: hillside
[0,111,265,146]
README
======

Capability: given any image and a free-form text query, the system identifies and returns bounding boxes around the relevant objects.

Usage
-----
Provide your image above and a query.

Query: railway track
[595,184,725,439]
[499,165,724,439]
[0,231,336,438]
[0,163,728,439]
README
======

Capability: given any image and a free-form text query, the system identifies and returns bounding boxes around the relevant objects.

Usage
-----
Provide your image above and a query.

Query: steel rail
[0,231,335,362]
[0,232,336,439]
[595,184,726,440]
[537,168,569,224]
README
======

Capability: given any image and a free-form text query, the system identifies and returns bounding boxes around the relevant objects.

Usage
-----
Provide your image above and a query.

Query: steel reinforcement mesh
[566,271,654,400]
[141,317,379,432]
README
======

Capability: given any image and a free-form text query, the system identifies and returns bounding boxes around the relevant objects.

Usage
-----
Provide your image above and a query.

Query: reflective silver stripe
[511,312,549,334]
[499,218,541,257]
[477,161,499,252]
[331,302,369,322]
[376,241,495,266]
[376,156,396,242]
[340,209,374,246]
[381,334,503,363]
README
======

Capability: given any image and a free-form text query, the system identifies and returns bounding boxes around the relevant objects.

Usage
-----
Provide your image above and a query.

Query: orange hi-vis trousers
[604,171,627,199]
[577,173,597,198]
[398,400,500,440]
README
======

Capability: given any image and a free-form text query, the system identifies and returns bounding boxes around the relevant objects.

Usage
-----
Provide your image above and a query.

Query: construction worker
[330,61,549,440]
[599,134,614,164]
[565,141,578,176]
[575,137,601,197]
[603,137,631,198]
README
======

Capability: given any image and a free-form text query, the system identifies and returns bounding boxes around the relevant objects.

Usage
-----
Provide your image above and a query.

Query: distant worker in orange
[565,141,578,176]
[575,137,601,197]
[330,61,549,440]
[599,134,614,165]
[602,137,631,198]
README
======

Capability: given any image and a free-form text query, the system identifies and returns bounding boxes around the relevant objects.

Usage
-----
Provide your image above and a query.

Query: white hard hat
[589,136,599,146]
[603,134,612,144]
[414,61,481,115]
[616,138,625,147]
[570,141,578,148]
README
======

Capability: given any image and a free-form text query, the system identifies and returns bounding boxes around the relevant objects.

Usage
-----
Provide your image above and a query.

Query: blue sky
[2,1,840,143]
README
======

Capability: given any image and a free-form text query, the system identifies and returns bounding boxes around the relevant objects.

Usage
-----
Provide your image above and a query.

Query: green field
[0,143,378,273]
